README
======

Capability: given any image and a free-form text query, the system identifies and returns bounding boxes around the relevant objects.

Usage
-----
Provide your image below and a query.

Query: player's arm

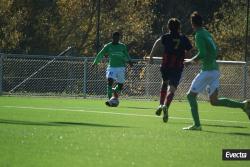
[93,45,108,65]
[184,36,194,59]
[149,38,164,63]
[185,48,194,59]
[194,34,206,60]
[184,54,199,64]
[185,34,205,64]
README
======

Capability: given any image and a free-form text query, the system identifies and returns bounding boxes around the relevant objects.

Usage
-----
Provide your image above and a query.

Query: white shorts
[188,70,220,96]
[106,67,126,83]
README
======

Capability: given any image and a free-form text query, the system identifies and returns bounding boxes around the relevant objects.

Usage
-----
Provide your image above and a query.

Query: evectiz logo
[226,152,247,158]
[222,149,250,160]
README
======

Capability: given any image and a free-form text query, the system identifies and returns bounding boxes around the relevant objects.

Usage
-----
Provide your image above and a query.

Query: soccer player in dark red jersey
[149,18,193,122]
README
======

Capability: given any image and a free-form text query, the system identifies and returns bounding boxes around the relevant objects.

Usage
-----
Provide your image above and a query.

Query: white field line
[1,105,249,124]
[56,106,243,114]
[30,106,240,114]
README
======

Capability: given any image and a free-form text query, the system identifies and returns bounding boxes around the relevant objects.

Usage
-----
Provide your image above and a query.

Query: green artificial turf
[0,96,249,167]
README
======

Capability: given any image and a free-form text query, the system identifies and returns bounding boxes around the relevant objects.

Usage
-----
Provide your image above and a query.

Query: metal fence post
[145,63,150,99]
[243,62,248,99]
[0,54,3,95]
[83,58,87,98]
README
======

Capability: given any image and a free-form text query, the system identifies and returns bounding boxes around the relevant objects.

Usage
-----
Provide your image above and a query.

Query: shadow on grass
[170,121,250,136]
[169,120,248,129]
[202,123,247,129]
[202,130,250,136]
[0,119,130,128]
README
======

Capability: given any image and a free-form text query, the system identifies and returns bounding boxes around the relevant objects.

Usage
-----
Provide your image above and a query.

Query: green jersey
[195,28,219,71]
[93,42,131,67]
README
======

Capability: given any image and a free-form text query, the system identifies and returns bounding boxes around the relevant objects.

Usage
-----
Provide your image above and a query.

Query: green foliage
[49,0,97,55]
[99,0,154,57]
[0,0,248,61]
[208,0,247,61]
[0,0,25,52]
[151,0,221,34]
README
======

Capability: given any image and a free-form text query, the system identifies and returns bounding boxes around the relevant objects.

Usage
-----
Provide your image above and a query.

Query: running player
[149,18,193,122]
[183,11,250,130]
[93,32,133,106]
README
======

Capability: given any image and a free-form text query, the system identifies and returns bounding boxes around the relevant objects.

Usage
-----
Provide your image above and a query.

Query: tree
[208,0,247,61]
[0,0,248,61]
[98,0,154,57]
[0,0,25,53]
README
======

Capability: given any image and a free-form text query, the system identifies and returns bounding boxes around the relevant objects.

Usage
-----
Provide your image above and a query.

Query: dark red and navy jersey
[161,32,192,70]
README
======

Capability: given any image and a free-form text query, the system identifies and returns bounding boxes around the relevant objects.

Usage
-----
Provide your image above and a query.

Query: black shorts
[160,67,183,88]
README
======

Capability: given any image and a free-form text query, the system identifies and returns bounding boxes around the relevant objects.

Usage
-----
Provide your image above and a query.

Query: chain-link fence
[0,54,249,101]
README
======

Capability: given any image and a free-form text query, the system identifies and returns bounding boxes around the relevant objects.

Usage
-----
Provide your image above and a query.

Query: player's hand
[184,59,199,66]
[184,58,195,65]
[144,56,154,64]
[184,60,192,67]
[184,59,191,64]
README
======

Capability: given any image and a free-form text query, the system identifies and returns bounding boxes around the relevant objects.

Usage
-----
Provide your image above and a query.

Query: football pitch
[0,96,249,167]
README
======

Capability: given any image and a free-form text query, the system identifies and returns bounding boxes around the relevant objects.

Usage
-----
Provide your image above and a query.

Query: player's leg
[207,70,249,119]
[183,71,209,130]
[164,85,176,108]
[162,70,182,122]
[207,70,244,109]
[209,90,244,108]
[155,80,168,116]
[162,85,176,123]
[106,68,116,99]
[156,68,169,116]
[107,78,114,99]
[112,67,125,99]
[183,91,202,130]
[105,68,116,106]
[105,78,114,106]
[209,88,250,120]
[113,83,123,98]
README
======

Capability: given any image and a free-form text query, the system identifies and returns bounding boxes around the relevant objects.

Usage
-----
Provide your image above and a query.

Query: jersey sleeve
[149,38,164,58]
[183,36,193,51]
[93,44,108,65]
[195,34,206,59]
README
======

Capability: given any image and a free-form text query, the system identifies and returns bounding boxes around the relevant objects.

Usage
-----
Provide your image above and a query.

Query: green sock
[214,98,244,108]
[107,85,112,99]
[114,85,122,94]
[187,94,200,126]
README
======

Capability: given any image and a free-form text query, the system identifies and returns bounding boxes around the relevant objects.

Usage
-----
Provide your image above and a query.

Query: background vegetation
[0,0,249,60]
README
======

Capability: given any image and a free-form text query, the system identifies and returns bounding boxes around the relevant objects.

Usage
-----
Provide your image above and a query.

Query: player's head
[112,31,120,44]
[190,11,203,29]
[167,18,181,33]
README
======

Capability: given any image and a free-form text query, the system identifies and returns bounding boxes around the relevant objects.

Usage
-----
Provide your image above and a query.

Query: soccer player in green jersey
[183,11,250,130]
[93,32,133,106]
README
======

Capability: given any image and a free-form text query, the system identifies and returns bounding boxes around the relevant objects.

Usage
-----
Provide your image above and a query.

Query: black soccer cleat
[155,105,163,116]
[105,101,111,107]
[162,106,168,123]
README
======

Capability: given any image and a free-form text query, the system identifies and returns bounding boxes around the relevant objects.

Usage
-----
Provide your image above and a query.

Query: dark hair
[112,31,120,37]
[190,11,203,27]
[168,18,180,32]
